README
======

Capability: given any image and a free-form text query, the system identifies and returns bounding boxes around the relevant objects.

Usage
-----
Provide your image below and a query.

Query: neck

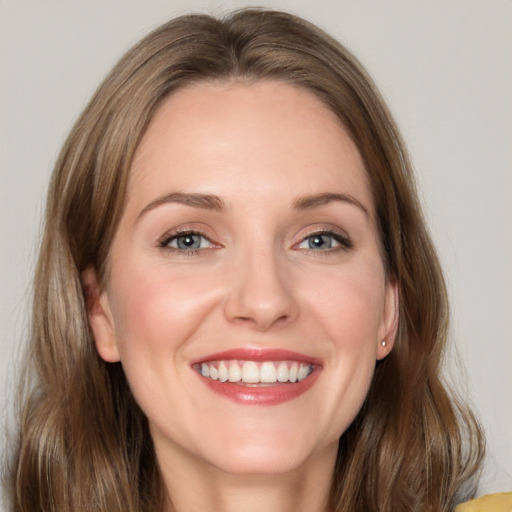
[157,442,336,512]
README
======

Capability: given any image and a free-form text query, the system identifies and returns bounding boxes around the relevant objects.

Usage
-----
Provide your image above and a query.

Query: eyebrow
[137,190,368,221]
[138,192,225,220]
[292,192,369,216]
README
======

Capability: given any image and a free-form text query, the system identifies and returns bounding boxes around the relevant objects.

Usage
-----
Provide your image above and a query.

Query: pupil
[310,234,331,249]
[177,234,200,249]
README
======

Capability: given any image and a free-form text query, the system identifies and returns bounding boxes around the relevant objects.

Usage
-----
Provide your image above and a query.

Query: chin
[196,425,336,477]
[208,446,318,476]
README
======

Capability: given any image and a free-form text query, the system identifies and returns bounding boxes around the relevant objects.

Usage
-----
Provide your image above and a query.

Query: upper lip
[191,347,323,366]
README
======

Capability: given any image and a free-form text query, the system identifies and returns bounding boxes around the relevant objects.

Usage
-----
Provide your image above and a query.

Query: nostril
[223,261,299,330]
[229,311,293,332]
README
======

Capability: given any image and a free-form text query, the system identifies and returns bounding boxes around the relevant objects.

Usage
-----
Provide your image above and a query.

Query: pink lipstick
[192,348,322,405]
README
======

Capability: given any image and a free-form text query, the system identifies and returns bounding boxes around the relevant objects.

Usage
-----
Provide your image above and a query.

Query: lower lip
[197,369,321,406]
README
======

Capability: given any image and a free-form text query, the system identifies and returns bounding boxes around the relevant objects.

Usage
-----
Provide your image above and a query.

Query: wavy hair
[7,9,483,512]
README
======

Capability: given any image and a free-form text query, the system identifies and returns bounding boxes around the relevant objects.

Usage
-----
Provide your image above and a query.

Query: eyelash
[158,228,352,255]
[296,229,352,253]
[158,229,216,255]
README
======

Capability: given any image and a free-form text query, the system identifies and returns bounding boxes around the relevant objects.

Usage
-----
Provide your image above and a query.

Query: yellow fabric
[456,493,512,512]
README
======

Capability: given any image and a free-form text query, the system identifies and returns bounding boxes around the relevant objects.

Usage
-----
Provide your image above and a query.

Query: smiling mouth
[193,360,314,386]
[192,348,321,405]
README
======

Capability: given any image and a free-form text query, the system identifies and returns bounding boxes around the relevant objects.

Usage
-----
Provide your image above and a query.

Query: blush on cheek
[112,265,225,355]
[318,283,384,343]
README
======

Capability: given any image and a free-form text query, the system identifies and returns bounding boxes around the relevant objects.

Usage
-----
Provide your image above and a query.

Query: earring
[381,340,387,347]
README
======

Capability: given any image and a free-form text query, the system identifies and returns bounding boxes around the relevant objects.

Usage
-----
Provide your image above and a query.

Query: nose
[223,249,299,331]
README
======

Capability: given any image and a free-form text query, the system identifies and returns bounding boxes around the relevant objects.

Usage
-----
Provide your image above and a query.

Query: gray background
[1,0,510,497]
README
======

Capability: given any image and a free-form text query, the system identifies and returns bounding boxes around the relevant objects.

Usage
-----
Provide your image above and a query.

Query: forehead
[127,80,372,214]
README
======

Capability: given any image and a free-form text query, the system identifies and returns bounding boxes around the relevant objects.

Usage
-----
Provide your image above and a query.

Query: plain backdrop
[1,0,511,499]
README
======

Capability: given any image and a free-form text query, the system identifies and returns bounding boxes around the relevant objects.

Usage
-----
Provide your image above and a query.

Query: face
[86,81,397,479]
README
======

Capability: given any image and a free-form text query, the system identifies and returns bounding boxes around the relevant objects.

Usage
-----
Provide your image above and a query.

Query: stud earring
[381,340,387,347]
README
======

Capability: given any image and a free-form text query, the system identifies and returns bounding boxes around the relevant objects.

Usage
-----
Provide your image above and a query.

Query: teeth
[198,360,313,384]
[289,362,298,383]
[201,362,210,378]
[228,361,241,382]
[242,361,260,383]
[218,361,228,382]
[260,362,277,383]
[297,364,309,381]
[276,362,288,382]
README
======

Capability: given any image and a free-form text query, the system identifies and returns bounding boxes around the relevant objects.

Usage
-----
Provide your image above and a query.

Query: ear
[376,278,399,360]
[82,266,120,363]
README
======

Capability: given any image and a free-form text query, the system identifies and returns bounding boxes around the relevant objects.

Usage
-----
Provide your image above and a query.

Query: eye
[297,231,351,251]
[159,231,214,253]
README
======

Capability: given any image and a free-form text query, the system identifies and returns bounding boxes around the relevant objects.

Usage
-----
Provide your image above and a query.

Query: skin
[85,80,398,512]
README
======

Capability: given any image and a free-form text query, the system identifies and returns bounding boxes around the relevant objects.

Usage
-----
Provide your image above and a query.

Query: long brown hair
[7,9,483,511]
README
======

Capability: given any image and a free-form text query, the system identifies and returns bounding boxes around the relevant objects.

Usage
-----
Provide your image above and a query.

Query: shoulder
[456,493,512,512]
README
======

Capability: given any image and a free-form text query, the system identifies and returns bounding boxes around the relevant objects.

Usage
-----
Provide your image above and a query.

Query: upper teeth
[198,360,313,384]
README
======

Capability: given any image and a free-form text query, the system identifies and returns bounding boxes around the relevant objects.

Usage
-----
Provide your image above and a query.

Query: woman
[6,8,496,512]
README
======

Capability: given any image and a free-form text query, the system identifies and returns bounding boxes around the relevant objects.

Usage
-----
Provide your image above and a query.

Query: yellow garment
[456,493,512,511]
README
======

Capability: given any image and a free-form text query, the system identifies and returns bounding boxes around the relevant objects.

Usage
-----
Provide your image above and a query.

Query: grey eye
[309,234,333,249]
[167,233,209,250]
[299,233,340,250]
[178,234,201,249]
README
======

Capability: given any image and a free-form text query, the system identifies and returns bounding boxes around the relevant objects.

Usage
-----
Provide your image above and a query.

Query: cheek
[296,261,385,428]
[301,262,386,349]
[108,261,223,360]
[106,262,226,430]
